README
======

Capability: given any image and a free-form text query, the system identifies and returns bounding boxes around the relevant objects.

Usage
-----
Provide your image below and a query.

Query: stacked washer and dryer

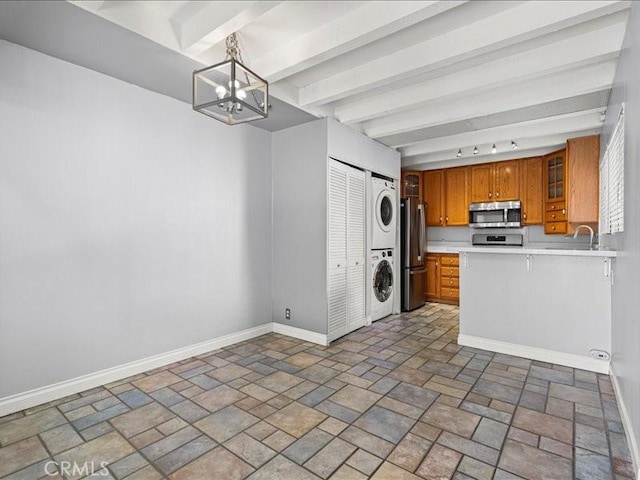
[370,176,396,321]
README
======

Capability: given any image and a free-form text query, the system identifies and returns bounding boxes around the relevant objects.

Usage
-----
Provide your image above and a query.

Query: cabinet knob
[523,213,527,219]
[439,216,443,224]
[562,209,566,214]
[552,214,556,219]
[496,192,500,198]
[489,192,492,198]
[551,226,556,231]
[551,205,556,210]
[445,216,449,222]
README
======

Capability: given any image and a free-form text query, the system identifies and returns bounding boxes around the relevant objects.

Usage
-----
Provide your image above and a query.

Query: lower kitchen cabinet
[425,255,440,299]
[425,253,459,305]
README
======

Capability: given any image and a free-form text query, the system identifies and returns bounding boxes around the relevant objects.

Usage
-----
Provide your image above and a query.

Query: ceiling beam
[402,130,600,168]
[335,18,625,125]
[400,109,604,159]
[250,1,466,83]
[68,1,181,51]
[179,1,282,57]
[363,59,616,140]
[299,0,629,107]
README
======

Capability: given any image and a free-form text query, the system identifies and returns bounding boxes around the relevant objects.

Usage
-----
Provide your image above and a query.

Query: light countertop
[427,242,617,257]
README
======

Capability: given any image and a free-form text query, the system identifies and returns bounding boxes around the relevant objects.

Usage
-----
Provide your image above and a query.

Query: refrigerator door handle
[417,203,425,262]
[409,268,427,275]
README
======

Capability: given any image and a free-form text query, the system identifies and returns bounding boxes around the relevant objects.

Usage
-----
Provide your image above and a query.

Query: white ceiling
[4,1,633,168]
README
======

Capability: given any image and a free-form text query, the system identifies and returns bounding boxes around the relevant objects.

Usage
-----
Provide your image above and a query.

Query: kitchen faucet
[573,225,596,250]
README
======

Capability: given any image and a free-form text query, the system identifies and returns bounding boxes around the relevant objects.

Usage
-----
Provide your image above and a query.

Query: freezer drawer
[402,267,426,311]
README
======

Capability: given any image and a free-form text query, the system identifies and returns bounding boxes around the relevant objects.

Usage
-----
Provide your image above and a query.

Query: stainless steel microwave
[469,201,522,228]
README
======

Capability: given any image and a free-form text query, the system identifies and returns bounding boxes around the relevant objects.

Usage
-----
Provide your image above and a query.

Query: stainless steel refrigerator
[401,197,427,311]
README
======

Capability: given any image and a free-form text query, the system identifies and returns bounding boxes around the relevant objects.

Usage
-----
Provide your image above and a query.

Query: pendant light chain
[225,33,262,109]
[225,33,242,62]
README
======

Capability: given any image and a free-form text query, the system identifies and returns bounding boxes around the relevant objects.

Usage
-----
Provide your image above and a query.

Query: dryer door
[373,259,394,302]
[376,190,394,233]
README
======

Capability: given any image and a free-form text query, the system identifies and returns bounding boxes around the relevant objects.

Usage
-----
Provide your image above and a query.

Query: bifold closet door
[328,159,365,342]
[346,167,365,333]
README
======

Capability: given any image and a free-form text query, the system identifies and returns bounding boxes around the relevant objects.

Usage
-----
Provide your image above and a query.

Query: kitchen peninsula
[456,246,617,373]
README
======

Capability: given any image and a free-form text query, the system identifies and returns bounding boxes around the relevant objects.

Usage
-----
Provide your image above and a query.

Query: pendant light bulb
[473,146,479,155]
[511,141,518,150]
[491,144,497,154]
[456,149,462,158]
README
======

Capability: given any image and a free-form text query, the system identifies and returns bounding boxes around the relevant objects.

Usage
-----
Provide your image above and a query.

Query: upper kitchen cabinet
[423,170,444,226]
[520,157,544,225]
[444,167,470,226]
[543,135,600,234]
[566,135,600,233]
[470,160,520,202]
[401,171,422,199]
[424,167,469,226]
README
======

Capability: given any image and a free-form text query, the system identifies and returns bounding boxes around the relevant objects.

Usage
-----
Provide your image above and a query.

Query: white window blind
[600,106,625,234]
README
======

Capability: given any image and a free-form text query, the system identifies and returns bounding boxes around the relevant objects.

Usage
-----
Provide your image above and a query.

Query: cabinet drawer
[440,276,459,288]
[441,266,459,278]
[544,210,567,222]
[546,201,566,212]
[441,287,459,300]
[545,221,567,234]
[440,255,459,266]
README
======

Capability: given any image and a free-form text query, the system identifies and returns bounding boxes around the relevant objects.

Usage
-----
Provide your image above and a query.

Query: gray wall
[271,121,329,334]
[0,40,273,398]
[600,3,640,472]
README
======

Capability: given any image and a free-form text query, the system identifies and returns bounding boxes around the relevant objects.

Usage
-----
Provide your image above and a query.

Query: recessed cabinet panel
[494,160,520,201]
[470,164,494,202]
[520,157,543,225]
[425,255,440,299]
[444,167,469,226]
[424,170,444,226]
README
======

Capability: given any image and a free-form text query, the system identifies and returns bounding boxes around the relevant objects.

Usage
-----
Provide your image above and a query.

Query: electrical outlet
[285,308,291,320]
[589,349,610,360]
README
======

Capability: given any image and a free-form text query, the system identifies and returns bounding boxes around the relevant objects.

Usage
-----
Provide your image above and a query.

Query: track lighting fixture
[491,144,497,154]
[511,141,518,150]
[456,149,462,158]
[473,146,479,155]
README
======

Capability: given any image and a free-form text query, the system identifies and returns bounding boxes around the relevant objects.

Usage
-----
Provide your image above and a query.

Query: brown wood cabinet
[470,163,494,203]
[470,160,519,202]
[444,167,469,226]
[543,136,599,234]
[401,171,422,199]
[520,157,543,225]
[567,135,600,232]
[423,170,444,226]
[425,254,440,299]
[425,253,459,305]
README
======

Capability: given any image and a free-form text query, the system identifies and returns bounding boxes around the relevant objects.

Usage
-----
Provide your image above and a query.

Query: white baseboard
[0,322,327,418]
[610,366,640,479]
[458,334,610,374]
[272,322,328,346]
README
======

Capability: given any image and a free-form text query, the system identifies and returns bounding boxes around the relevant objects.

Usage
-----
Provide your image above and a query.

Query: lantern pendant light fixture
[192,33,269,125]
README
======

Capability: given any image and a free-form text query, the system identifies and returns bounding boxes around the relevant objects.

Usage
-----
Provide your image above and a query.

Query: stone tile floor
[0,303,635,479]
